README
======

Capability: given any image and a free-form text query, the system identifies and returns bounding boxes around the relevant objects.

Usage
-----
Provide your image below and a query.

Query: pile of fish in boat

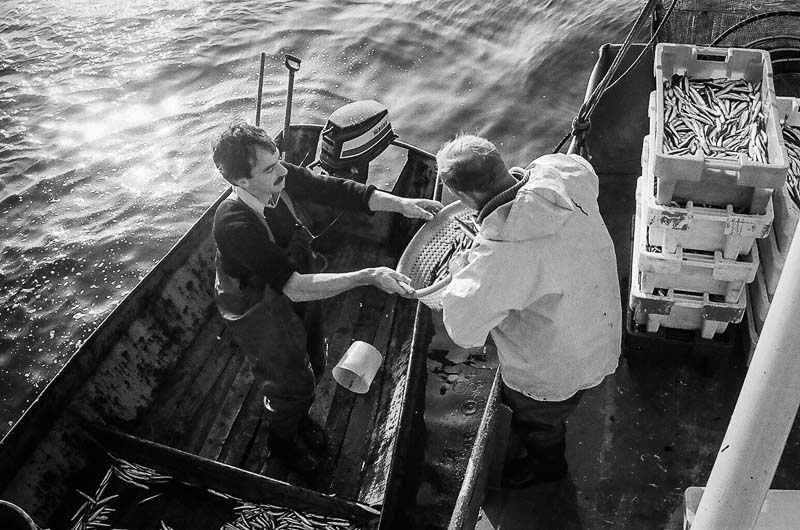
[68,456,352,530]
[662,75,768,163]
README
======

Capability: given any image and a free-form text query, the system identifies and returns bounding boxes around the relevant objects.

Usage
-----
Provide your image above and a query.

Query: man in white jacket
[437,134,621,488]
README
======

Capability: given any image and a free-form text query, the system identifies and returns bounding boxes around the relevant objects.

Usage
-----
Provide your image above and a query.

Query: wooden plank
[198,359,255,460]
[310,241,379,428]
[329,293,400,498]
[134,317,229,440]
[241,415,272,474]
[359,299,426,508]
[178,350,248,454]
[313,284,387,493]
[155,335,238,446]
[217,377,267,468]
[448,369,504,530]
[86,426,380,524]
[308,286,368,426]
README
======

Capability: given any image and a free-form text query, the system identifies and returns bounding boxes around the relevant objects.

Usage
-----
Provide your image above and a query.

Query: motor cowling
[318,100,397,173]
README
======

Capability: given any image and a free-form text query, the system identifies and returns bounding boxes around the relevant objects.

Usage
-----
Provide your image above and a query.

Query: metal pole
[693,224,800,529]
[255,53,266,126]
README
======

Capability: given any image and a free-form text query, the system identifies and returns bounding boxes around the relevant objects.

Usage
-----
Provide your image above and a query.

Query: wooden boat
[0,121,447,529]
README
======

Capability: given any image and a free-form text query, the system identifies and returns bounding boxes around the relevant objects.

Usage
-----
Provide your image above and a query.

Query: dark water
[0,0,641,435]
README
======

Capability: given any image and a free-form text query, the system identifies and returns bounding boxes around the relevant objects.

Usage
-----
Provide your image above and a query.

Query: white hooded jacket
[441,153,621,401]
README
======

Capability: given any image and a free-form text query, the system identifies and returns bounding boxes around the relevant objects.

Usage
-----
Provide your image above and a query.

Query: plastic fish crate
[639,145,773,259]
[756,226,784,299]
[629,274,746,339]
[633,196,759,303]
[773,96,800,255]
[625,304,737,358]
[652,44,789,206]
[647,93,775,214]
[748,265,770,334]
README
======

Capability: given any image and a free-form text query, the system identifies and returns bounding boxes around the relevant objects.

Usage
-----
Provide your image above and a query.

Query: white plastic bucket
[332,341,383,394]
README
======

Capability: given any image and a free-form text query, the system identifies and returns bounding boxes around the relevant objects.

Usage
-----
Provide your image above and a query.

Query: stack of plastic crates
[628,43,789,353]
[746,95,800,363]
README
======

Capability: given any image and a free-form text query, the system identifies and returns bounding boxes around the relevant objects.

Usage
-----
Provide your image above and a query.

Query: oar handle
[285,54,301,72]
[283,54,302,159]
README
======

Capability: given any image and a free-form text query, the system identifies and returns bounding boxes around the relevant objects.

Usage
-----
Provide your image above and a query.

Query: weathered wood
[134,317,229,440]
[198,358,255,460]
[373,301,432,528]
[448,369,505,530]
[241,415,272,474]
[218,376,268,468]
[87,425,380,524]
[329,293,400,498]
[179,349,248,454]
[156,334,238,446]
[314,284,387,491]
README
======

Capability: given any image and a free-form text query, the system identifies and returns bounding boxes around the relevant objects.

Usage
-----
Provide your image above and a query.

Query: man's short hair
[436,134,507,194]
[212,122,278,185]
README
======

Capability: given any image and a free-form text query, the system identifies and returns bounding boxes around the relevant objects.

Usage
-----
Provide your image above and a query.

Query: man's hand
[366,267,416,296]
[368,190,443,221]
[398,197,443,221]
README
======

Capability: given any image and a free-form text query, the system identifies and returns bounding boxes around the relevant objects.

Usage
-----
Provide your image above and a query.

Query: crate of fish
[652,44,789,209]
[756,226,784,299]
[648,92,775,214]
[773,96,800,254]
[633,195,759,303]
[639,143,773,259]
[629,275,746,339]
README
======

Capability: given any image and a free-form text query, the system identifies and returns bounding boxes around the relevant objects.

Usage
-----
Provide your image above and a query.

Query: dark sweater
[213,162,375,293]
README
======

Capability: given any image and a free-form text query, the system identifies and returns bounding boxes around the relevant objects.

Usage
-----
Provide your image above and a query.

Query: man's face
[239,145,288,201]
[447,185,482,211]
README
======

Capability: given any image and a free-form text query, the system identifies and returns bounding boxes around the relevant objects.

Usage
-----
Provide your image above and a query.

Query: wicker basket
[396,201,477,310]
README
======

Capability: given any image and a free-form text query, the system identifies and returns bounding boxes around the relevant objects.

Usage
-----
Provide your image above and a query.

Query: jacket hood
[479,155,577,242]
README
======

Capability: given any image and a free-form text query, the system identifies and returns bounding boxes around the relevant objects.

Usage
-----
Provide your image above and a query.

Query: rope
[709,11,800,47]
[553,0,677,154]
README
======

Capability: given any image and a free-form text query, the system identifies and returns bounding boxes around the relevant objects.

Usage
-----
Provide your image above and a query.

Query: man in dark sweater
[212,122,441,472]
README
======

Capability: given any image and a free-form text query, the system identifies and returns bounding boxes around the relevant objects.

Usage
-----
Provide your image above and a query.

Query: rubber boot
[268,433,320,473]
[501,438,567,489]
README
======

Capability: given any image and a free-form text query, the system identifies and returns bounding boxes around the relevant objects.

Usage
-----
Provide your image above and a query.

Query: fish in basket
[396,201,479,310]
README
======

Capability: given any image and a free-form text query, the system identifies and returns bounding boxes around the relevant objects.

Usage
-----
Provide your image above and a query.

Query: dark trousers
[502,382,584,454]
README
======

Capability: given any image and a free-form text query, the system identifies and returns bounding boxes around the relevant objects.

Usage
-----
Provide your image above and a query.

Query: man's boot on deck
[268,432,320,473]
[501,438,567,489]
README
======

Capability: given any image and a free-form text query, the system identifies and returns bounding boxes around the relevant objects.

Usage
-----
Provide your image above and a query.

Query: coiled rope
[553,0,678,155]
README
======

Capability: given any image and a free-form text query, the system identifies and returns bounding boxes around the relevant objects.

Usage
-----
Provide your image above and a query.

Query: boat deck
[126,233,418,499]
[39,232,424,529]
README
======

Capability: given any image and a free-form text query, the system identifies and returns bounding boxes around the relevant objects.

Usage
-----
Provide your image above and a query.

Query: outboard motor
[318,100,397,175]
